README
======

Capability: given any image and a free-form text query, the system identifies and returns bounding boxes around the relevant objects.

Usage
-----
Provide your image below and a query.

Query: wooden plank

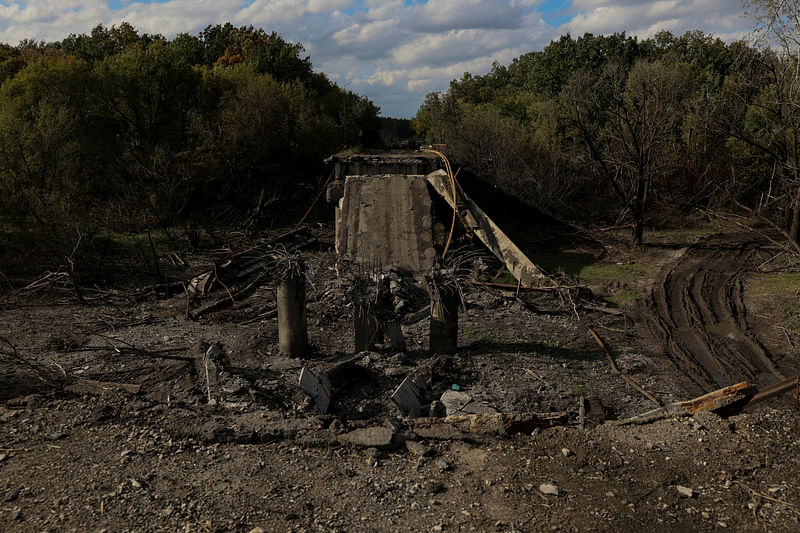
[621,381,757,425]
[426,170,547,287]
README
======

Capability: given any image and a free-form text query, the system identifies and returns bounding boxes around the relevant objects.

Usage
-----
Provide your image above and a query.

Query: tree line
[0,23,382,240]
[413,20,800,247]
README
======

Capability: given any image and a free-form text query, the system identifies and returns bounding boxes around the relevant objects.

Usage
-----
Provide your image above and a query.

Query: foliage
[0,23,383,249]
[412,27,800,249]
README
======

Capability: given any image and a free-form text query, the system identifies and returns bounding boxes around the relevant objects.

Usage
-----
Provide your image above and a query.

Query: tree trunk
[277,270,308,356]
[790,190,800,245]
[631,173,647,246]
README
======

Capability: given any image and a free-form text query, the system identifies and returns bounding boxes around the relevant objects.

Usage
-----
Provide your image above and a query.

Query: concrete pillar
[278,269,308,356]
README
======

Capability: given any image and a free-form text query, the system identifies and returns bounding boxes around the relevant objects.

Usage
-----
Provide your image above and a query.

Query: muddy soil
[1,226,799,532]
[642,234,790,394]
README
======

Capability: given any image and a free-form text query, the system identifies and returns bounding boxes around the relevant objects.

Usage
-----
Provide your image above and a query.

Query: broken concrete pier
[335,174,437,275]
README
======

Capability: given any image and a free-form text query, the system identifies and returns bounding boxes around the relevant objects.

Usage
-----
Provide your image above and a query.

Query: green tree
[564,60,695,244]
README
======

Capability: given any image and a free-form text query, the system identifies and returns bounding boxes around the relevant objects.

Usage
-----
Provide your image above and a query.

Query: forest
[413,28,800,247]
[0,22,383,277]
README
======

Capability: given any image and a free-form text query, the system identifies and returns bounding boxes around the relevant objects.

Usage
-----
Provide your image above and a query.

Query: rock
[676,485,694,498]
[130,479,142,490]
[337,426,394,448]
[435,458,450,471]
[561,447,572,457]
[5,486,21,502]
[0,453,8,463]
[539,483,560,496]
[440,389,472,415]
[405,440,434,457]
[46,431,67,441]
[248,528,266,533]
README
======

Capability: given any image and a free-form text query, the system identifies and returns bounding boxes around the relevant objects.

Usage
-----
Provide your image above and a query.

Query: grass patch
[750,273,800,296]
[749,272,800,333]
[605,289,637,307]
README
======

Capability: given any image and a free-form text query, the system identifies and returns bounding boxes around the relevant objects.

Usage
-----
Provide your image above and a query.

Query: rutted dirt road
[644,233,786,394]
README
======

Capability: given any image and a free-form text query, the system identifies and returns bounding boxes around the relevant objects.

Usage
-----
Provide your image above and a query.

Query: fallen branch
[588,328,661,406]
[189,272,266,320]
[63,336,193,362]
[0,335,56,383]
[733,481,800,514]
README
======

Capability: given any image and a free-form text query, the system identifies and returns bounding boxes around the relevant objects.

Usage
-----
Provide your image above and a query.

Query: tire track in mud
[644,234,784,395]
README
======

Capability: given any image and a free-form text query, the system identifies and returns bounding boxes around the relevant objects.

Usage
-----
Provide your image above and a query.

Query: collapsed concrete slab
[335,174,437,274]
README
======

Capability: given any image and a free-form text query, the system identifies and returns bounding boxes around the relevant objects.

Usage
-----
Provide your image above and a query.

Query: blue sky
[0,1,752,117]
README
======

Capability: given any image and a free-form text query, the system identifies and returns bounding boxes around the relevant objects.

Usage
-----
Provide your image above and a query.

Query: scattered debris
[676,485,694,498]
[298,367,332,414]
[201,345,222,405]
[391,376,422,418]
[440,389,472,415]
[64,379,141,396]
[405,440,434,457]
[443,412,568,436]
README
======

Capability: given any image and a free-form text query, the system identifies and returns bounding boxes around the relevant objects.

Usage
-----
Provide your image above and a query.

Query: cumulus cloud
[563,0,749,40]
[0,0,754,117]
[407,0,525,32]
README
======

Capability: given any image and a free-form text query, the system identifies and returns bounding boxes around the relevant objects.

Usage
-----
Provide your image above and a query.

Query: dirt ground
[1,224,799,532]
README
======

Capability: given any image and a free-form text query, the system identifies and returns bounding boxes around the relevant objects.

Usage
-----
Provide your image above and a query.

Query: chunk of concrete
[391,376,422,418]
[337,426,395,448]
[440,389,472,415]
[298,367,332,414]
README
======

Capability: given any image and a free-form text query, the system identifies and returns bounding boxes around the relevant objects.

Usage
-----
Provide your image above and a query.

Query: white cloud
[0,0,754,117]
[563,0,748,40]
[408,0,525,32]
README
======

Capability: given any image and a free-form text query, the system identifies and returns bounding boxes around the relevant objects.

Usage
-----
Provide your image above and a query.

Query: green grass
[605,289,637,307]
[751,273,800,296]
[749,272,800,333]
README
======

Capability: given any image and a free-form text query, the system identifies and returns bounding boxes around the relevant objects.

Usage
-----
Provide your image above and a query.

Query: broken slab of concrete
[426,170,548,287]
[391,376,422,418]
[335,174,437,274]
[298,367,332,414]
[440,389,472,415]
[337,426,395,448]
